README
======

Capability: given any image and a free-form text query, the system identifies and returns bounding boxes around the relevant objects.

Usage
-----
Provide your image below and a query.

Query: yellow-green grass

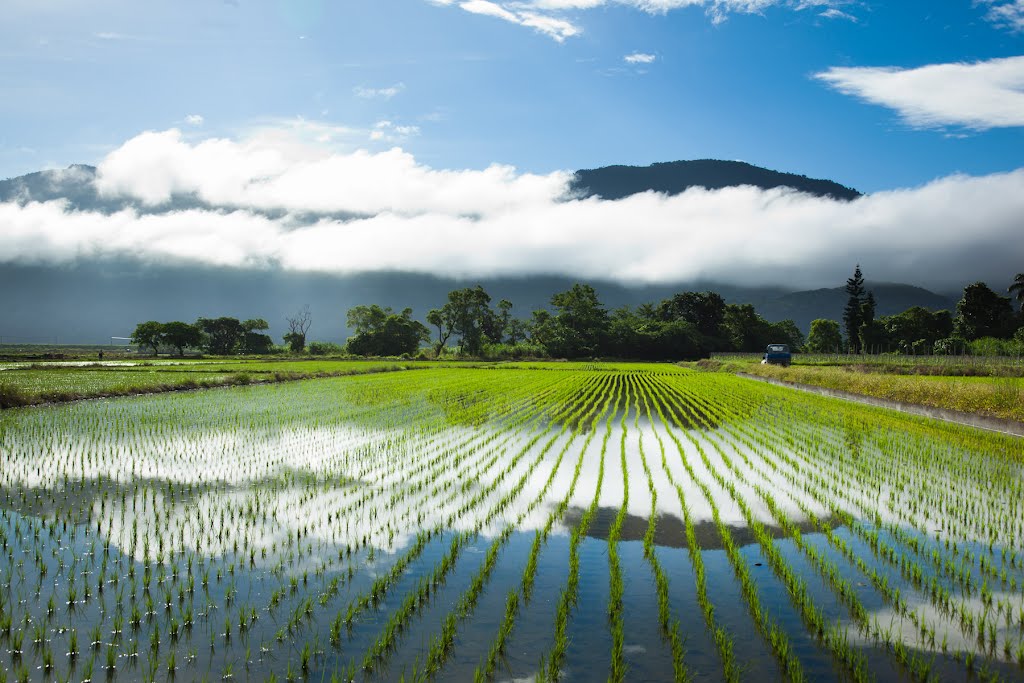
[724,361,1024,422]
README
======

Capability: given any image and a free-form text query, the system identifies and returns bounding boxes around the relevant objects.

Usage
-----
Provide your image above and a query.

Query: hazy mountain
[758,283,958,336]
[0,260,960,346]
[0,165,153,213]
[570,160,862,201]
[0,161,964,345]
[0,165,362,222]
[0,261,791,344]
[3,159,861,215]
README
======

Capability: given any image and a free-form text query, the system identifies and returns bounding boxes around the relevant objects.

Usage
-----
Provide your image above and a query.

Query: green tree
[954,282,1016,340]
[426,306,456,355]
[721,304,768,351]
[607,306,703,360]
[655,291,727,337]
[1009,273,1024,312]
[196,317,245,355]
[805,319,843,353]
[445,286,494,355]
[492,299,514,344]
[161,321,202,357]
[240,319,274,355]
[284,305,312,353]
[842,265,868,353]
[505,318,529,345]
[345,306,428,356]
[346,304,390,336]
[131,321,164,356]
[529,309,556,348]
[880,307,953,353]
[770,319,805,350]
[547,283,609,358]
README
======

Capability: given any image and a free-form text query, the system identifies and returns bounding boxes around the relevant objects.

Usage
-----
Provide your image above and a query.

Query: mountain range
[0,160,961,345]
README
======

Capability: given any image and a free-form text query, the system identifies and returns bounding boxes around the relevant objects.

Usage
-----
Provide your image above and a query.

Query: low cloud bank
[1,128,1022,291]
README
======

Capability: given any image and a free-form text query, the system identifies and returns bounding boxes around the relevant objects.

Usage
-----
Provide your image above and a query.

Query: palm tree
[1010,273,1024,311]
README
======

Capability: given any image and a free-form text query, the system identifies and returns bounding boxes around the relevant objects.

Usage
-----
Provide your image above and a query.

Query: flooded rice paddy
[0,365,1022,682]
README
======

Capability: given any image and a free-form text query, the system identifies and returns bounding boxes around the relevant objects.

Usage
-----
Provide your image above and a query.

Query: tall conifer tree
[843,265,866,353]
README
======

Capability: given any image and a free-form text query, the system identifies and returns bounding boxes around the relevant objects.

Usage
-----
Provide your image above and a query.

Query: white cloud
[624,52,656,64]
[184,114,204,126]
[3,127,1023,291]
[353,83,405,99]
[818,7,855,21]
[516,10,582,39]
[453,0,582,40]
[982,1,1024,31]
[461,0,520,21]
[815,56,1024,130]
[93,128,568,215]
[370,120,421,142]
[431,0,851,39]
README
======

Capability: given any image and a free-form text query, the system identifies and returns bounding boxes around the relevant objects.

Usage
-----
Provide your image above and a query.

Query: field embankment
[0,359,424,408]
[698,356,1024,423]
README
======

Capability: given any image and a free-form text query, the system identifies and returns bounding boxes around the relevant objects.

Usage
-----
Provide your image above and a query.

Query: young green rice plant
[539,376,620,681]
[646,374,803,682]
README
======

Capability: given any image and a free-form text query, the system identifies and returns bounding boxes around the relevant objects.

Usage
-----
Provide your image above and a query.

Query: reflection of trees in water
[562,506,841,551]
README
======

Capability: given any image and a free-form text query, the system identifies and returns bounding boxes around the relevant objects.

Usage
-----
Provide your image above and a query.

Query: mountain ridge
[570,159,862,201]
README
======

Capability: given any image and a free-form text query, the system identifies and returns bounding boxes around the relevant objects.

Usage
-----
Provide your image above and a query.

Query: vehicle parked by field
[762,343,791,366]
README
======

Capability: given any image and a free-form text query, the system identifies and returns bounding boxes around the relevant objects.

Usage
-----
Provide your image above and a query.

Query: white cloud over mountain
[1,127,1022,291]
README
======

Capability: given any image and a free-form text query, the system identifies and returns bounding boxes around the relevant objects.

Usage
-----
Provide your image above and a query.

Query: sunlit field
[0,365,1022,682]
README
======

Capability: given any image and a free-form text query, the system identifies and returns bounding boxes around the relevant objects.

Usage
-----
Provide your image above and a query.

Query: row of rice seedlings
[0,370,573,679]
[633,381,690,682]
[705,374,1023,672]
[536,374,622,681]
[357,373,610,674]
[605,376,632,682]
[665,380,884,680]
[789,388,1024,566]
[790,405,1024,671]
[412,374,620,680]
[634,372,738,683]
[756,397,1024,670]
[473,373,621,682]
[644,375,805,682]
[282,373,590,657]
[746,391,1018,655]
[0,374,469,679]
[707,394,973,679]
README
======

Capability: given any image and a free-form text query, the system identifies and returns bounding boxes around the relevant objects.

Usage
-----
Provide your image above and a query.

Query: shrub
[968,337,1024,357]
[0,383,29,409]
[480,342,548,360]
[308,341,345,356]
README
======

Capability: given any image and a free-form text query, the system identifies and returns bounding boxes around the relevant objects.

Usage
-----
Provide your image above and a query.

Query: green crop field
[0,364,1022,682]
[0,359,428,407]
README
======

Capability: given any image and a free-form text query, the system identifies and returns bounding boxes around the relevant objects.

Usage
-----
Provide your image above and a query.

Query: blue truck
[762,343,791,366]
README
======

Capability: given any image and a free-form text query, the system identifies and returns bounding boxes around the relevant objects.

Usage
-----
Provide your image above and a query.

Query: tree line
[131,270,1024,359]
[131,307,314,357]
[806,267,1024,355]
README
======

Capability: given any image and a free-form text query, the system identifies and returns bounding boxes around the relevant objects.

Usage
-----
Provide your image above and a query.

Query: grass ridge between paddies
[0,359,427,409]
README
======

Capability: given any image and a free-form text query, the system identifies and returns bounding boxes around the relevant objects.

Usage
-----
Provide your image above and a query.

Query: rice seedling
[0,363,1018,680]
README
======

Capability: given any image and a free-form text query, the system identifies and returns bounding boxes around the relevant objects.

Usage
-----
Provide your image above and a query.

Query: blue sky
[2,1,1023,291]
[2,0,1022,192]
